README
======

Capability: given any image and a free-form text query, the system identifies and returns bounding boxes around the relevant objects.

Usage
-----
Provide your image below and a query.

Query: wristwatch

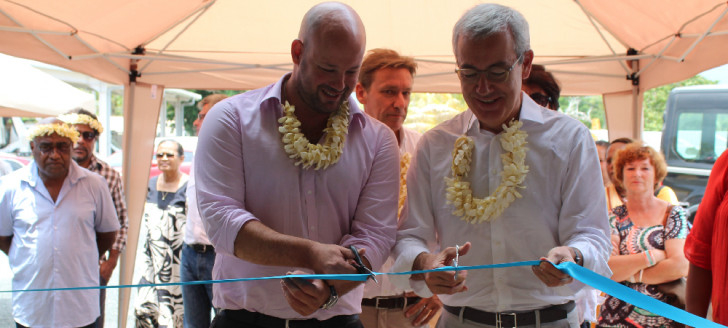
[320,284,338,310]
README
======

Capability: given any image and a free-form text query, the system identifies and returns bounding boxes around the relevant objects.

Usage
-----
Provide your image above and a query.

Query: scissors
[349,245,378,283]
[453,244,459,280]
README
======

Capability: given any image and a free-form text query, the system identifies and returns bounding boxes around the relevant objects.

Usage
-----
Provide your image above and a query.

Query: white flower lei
[27,123,80,144]
[58,113,104,133]
[398,152,412,218]
[277,101,349,170]
[445,119,529,224]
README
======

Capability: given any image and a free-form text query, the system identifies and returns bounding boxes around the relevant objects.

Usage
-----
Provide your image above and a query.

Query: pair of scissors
[349,245,378,283]
[453,244,459,280]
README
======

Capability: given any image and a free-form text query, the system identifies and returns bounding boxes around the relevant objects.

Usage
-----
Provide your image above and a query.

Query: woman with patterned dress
[598,143,690,328]
[135,140,188,328]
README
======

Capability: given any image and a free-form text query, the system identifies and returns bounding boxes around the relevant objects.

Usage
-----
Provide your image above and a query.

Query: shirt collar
[261,73,367,128]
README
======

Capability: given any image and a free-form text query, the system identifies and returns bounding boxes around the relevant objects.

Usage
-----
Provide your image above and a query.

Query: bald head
[298,2,365,44]
[287,2,367,115]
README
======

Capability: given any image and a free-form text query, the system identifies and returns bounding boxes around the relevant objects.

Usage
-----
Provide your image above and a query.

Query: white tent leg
[119,82,164,328]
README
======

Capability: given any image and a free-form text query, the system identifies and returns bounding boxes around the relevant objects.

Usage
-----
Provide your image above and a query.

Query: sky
[699,63,728,84]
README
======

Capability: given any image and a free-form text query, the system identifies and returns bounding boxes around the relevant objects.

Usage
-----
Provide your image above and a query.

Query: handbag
[654,204,687,309]
[656,277,687,309]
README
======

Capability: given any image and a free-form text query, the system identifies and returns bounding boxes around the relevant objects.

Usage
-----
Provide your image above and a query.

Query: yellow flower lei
[277,101,350,170]
[398,152,412,218]
[58,113,104,133]
[445,119,529,224]
[27,123,80,144]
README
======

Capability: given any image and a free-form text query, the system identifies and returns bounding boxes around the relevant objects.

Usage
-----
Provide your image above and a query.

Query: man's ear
[521,49,534,80]
[355,83,368,105]
[291,39,304,65]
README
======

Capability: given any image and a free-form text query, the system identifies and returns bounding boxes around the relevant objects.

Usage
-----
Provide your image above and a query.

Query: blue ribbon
[1,260,723,328]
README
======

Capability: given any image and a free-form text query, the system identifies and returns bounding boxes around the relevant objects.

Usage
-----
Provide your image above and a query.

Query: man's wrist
[411,252,430,280]
[320,283,338,310]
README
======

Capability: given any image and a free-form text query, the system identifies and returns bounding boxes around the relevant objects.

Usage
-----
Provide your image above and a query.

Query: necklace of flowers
[277,100,350,170]
[445,119,529,224]
[58,113,104,133]
[398,152,412,218]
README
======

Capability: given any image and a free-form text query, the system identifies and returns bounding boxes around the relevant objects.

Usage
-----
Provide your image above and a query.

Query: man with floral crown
[355,48,442,328]
[0,117,120,327]
[390,4,611,327]
[195,2,399,328]
[60,108,128,328]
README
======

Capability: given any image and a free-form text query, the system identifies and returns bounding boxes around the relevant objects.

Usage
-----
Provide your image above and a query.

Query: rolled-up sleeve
[196,100,257,257]
[340,126,399,272]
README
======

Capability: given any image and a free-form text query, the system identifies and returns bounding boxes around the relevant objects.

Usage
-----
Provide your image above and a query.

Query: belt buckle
[375,297,380,309]
[496,312,518,328]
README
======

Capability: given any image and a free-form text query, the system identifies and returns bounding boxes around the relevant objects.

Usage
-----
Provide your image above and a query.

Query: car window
[675,111,728,163]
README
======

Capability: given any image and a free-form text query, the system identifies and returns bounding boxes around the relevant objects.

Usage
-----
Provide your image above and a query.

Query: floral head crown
[58,113,104,133]
[27,123,80,144]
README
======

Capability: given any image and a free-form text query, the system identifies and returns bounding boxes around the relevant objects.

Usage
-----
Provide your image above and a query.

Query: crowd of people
[0,2,726,328]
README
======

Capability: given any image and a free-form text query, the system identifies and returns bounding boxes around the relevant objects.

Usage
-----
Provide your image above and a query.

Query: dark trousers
[211,309,363,328]
[17,319,98,328]
[95,275,108,328]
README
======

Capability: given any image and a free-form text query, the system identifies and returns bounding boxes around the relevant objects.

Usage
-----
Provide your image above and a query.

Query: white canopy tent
[0,53,95,117]
[1,1,728,326]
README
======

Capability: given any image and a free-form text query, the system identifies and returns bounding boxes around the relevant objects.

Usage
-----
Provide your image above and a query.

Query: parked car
[0,153,30,173]
[105,136,197,178]
[661,85,728,221]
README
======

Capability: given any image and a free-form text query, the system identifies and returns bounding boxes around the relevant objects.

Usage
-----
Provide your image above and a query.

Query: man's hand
[416,242,471,295]
[309,243,357,275]
[99,249,120,282]
[404,294,442,326]
[531,246,576,287]
[280,270,330,316]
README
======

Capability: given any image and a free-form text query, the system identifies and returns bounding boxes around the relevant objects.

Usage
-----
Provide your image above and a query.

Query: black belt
[219,309,360,328]
[443,300,575,327]
[362,296,421,309]
[187,243,214,253]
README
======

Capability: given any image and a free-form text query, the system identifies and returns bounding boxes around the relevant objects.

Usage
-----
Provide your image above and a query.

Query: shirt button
[307,190,312,195]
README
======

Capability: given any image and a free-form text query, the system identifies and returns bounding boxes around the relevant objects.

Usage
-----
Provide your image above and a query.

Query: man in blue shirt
[0,118,119,328]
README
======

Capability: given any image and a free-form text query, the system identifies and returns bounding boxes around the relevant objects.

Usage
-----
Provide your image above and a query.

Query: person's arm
[96,231,117,258]
[196,100,360,278]
[0,235,11,255]
[639,238,688,284]
[686,263,712,321]
[100,171,128,281]
[608,248,666,282]
[539,126,612,286]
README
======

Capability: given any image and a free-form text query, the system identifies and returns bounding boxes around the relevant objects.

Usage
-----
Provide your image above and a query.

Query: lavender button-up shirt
[195,74,400,320]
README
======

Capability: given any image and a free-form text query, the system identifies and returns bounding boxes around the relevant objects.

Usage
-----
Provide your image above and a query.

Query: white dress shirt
[0,161,120,327]
[184,161,210,245]
[391,93,611,312]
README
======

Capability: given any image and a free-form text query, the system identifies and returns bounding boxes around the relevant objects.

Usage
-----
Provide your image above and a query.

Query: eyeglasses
[455,53,524,83]
[155,152,176,159]
[80,131,97,142]
[529,93,552,107]
[37,142,72,154]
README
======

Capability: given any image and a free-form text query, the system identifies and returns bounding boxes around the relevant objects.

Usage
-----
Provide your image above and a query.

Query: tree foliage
[642,75,717,131]
[169,89,242,135]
